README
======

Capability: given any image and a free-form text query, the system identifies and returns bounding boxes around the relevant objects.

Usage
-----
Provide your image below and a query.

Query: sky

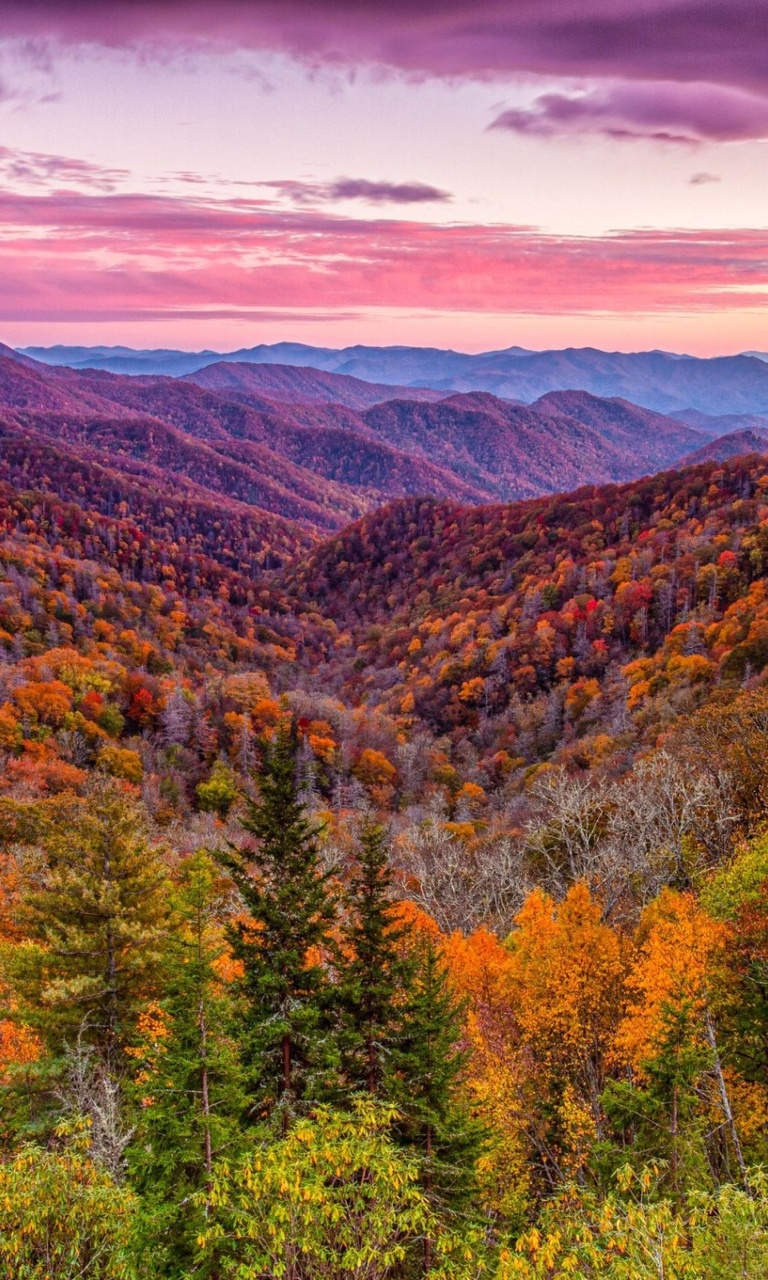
[0,2,767,354]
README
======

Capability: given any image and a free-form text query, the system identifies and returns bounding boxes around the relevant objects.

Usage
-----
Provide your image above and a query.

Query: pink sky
[0,1,767,353]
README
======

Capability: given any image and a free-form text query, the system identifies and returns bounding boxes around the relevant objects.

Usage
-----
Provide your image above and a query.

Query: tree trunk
[423,1123,432,1275]
[704,1008,749,1191]
[197,913,219,1280]
[104,848,119,1067]
[670,1079,679,1193]
[199,998,213,1177]
[282,1033,292,1134]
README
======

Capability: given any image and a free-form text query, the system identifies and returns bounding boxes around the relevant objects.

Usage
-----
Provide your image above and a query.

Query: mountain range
[679,427,768,466]
[19,340,768,417]
[0,347,735,561]
[0,333,767,815]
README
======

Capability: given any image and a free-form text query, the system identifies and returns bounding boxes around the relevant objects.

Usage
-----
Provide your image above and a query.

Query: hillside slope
[670,407,768,437]
[679,429,768,465]
[21,340,768,415]
[184,360,445,410]
[0,354,715,530]
[358,390,701,499]
[284,455,768,761]
[0,428,768,844]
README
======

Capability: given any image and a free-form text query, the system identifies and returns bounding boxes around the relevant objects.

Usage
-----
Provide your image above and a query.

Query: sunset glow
[0,1,766,352]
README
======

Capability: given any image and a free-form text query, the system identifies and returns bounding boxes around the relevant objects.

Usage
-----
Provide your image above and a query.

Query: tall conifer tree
[388,934,482,1229]
[218,721,337,1127]
[128,851,244,1280]
[14,778,170,1066]
[337,820,410,1096]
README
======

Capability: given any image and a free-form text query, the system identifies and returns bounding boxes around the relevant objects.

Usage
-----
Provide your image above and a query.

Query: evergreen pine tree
[337,819,410,1097]
[218,720,337,1127]
[128,851,245,1280]
[388,933,482,1234]
[13,777,170,1066]
[601,1000,713,1199]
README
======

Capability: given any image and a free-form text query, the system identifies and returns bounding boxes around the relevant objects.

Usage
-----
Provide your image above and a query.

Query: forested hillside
[286,456,768,752]
[680,427,768,465]
[184,359,446,409]
[3,400,768,1275]
[0,352,722,546]
[24,340,768,416]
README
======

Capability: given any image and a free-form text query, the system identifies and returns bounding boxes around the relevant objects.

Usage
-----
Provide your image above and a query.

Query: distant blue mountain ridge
[16,341,768,417]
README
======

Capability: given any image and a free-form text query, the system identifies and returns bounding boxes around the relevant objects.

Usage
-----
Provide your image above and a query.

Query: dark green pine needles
[218,722,338,1127]
[218,719,482,1230]
[389,933,483,1221]
[337,818,412,1097]
[339,818,483,1221]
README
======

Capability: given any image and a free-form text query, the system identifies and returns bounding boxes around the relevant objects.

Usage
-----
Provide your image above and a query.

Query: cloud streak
[490,81,768,144]
[266,178,452,205]
[0,187,767,323]
[1,2,767,99]
[0,147,129,191]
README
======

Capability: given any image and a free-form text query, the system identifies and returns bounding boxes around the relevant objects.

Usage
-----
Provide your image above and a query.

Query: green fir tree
[337,819,411,1097]
[217,721,338,1128]
[128,851,245,1280]
[12,778,170,1067]
[388,933,483,1236]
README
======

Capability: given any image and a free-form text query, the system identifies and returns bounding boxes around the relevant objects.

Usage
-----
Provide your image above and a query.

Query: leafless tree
[598,750,735,909]
[57,1028,134,1183]
[161,683,193,748]
[523,768,609,899]
[518,752,734,918]
[394,821,528,935]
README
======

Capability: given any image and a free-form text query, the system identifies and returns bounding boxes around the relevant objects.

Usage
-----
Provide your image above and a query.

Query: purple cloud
[0,147,129,192]
[490,81,768,144]
[0,3,767,101]
[689,171,721,184]
[328,178,450,203]
[266,178,451,205]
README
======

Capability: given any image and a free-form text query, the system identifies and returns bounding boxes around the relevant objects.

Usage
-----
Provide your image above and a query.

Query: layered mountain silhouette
[679,428,768,465]
[184,360,444,410]
[0,349,714,539]
[19,341,768,416]
[669,407,768,436]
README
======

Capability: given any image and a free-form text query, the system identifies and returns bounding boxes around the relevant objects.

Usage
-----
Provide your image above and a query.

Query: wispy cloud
[0,187,767,323]
[266,178,451,205]
[0,146,129,192]
[689,172,721,185]
[490,82,768,144]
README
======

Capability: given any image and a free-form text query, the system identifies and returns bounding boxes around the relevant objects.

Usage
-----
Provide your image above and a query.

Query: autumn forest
[2,348,768,1278]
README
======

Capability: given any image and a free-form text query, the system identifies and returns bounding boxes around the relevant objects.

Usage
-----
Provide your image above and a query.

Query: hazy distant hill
[669,407,768,437]
[184,360,445,410]
[678,428,768,466]
[18,341,768,416]
[0,351,714,536]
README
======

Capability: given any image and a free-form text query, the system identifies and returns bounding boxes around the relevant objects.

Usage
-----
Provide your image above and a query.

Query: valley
[3,339,768,1275]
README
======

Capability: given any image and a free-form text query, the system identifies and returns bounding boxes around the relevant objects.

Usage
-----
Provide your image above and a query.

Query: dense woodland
[3,350,768,1274]
[0,350,723,538]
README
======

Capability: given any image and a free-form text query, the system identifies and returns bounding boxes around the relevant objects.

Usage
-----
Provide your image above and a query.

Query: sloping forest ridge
[2,348,768,1276]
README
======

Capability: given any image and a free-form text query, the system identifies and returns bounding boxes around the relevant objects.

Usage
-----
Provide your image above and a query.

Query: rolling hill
[678,427,768,465]
[183,360,445,410]
[0,362,767,839]
[281,453,768,742]
[670,407,768,437]
[0,351,720,542]
[19,340,768,416]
